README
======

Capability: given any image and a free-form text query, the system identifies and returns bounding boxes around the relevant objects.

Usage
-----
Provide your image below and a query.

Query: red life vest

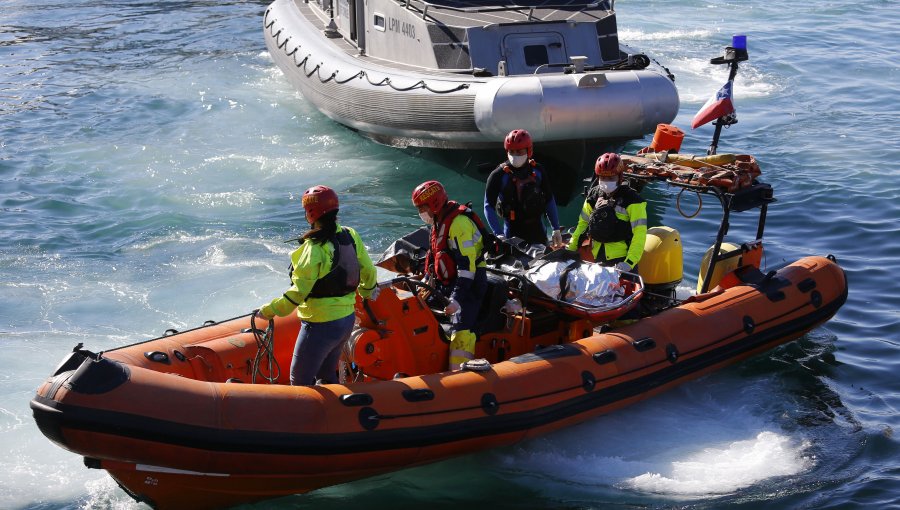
[425,201,489,285]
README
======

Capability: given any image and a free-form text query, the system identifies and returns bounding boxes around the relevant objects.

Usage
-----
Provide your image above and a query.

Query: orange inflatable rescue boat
[31,174,847,509]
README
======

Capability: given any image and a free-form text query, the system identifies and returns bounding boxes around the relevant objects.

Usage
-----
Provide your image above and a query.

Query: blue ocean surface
[2,0,898,508]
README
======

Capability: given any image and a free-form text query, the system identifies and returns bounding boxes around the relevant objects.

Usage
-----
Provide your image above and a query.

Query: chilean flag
[691,80,735,129]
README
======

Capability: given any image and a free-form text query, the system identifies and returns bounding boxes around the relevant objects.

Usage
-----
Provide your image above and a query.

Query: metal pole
[700,193,730,294]
[707,60,740,156]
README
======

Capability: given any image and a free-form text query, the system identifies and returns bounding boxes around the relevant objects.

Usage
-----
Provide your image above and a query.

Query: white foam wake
[625,431,813,497]
[495,375,814,501]
[619,28,714,42]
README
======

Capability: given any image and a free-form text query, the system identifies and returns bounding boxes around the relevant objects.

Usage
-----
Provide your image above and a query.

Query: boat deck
[292,0,487,76]
[393,0,611,26]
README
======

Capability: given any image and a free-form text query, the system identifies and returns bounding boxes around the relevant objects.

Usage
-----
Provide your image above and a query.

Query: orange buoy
[649,123,685,153]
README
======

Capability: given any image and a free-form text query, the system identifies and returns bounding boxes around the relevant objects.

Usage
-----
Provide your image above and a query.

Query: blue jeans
[290,312,356,386]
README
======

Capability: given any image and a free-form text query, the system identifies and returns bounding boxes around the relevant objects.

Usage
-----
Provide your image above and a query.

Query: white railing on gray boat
[393,0,610,16]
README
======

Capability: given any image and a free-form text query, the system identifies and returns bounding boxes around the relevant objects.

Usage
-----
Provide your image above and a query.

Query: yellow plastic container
[638,226,683,287]
[697,243,741,293]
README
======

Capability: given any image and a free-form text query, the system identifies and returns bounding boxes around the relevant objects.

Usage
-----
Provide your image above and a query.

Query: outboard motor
[697,240,764,293]
[697,242,741,293]
[637,226,683,315]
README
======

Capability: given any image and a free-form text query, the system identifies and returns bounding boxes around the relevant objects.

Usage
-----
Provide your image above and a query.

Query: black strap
[557,260,581,300]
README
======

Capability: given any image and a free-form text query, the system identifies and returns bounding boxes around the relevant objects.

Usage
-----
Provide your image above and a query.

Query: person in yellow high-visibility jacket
[412,180,488,370]
[567,153,647,271]
[255,185,376,385]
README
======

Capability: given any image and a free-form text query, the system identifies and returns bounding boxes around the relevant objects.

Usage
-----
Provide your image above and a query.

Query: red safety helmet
[504,129,533,158]
[302,185,339,224]
[411,180,448,214]
[595,152,623,178]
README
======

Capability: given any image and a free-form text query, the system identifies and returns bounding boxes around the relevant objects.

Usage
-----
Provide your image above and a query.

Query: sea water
[2,0,899,508]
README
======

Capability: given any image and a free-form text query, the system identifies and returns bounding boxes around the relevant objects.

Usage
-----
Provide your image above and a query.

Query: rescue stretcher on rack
[621,152,761,193]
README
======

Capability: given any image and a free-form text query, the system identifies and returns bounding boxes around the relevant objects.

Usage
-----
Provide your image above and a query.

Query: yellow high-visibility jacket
[567,187,647,267]
[261,224,376,322]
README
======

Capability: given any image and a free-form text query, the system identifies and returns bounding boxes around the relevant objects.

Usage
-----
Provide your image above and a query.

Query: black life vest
[291,227,361,299]
[425,201,493,285]
[585,185,640,244]
[495,162,547,223]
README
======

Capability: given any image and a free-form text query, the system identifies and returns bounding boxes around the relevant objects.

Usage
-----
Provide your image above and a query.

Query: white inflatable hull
[263,0,679,150]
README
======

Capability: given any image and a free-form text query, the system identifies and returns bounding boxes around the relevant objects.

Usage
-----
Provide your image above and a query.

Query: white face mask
[508,153,528,168]
[597,179,618,194]
[418,210,434,225]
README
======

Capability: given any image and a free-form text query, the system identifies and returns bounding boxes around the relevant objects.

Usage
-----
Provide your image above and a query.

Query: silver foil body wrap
[527,260,623,307]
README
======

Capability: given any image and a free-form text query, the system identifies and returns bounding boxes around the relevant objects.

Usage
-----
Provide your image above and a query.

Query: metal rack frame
[624,174,775,294]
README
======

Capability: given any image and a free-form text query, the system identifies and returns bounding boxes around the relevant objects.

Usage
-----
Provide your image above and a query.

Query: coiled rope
[675,187,703,219]
[250,313,280,384]
[650,56,675,82]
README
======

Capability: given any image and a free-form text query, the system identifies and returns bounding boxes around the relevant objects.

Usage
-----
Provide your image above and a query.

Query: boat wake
[495,376,815,502]
[82,476,144,510]
[619,28,714,42]
[624,431,812,497]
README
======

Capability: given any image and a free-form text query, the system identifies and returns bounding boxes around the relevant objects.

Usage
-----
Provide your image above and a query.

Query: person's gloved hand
[444,299,461,316]
[368,285,381,301]
[253,309,270,321]
[615,262,632,272]
[550,229,563,249]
